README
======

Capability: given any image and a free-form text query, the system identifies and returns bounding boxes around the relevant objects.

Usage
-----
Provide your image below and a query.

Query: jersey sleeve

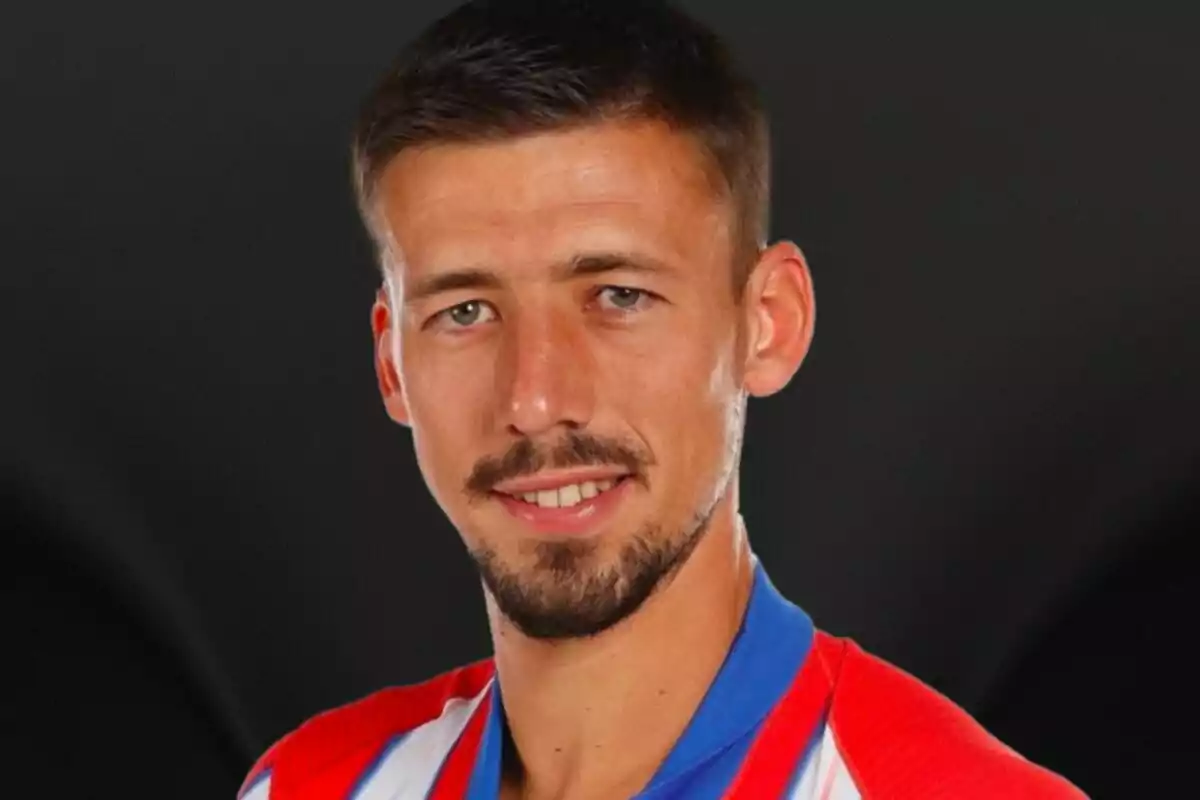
[816,633,1090,799]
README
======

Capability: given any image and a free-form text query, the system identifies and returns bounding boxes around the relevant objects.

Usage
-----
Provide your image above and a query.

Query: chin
[470,509,712,641]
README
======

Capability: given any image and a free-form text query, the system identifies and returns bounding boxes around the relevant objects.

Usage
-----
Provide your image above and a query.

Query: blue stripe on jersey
[346,732,409,799]
[462,561,815,799]
[465,685,503,800]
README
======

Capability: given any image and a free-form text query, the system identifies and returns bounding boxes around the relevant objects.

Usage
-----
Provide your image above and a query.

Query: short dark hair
[352,0,770,286]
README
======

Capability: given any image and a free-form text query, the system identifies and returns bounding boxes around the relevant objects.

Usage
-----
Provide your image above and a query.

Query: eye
[595,286,653,312]
[432,299,497,330]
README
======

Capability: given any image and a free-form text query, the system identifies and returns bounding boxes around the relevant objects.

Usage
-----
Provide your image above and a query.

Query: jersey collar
[465,559,814,797]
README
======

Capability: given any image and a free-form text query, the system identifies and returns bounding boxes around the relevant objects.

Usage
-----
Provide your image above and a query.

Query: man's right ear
[371,288,411,427]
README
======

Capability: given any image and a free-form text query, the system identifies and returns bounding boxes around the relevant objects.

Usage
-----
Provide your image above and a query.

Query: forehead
[374,120,733,278]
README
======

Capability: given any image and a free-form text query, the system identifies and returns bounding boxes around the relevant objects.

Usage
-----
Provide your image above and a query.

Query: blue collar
[465,561,814,798]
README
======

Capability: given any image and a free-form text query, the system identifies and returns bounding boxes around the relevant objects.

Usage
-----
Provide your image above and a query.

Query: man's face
[374,120,754,639]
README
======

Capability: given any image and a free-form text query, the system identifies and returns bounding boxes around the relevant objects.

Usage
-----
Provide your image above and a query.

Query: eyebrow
[404,251,675,304]
[558,252,675,280]
[405,268,502,304]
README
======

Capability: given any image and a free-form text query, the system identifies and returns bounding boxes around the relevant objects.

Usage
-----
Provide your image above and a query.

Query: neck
[487,497,755,800]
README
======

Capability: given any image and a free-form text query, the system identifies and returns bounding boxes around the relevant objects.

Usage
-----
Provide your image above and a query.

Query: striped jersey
[240,565,1086,799]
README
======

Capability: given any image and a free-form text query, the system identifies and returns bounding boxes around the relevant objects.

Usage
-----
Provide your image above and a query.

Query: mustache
[465,431,651,496]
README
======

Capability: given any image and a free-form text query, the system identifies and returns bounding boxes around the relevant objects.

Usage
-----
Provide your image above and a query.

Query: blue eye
[438,300,497,328]
[597,286,649,311]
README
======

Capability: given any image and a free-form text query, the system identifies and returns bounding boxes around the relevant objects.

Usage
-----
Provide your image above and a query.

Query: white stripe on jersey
[787,723,862,800]
[240,774,270,800]
[350,680,492,800]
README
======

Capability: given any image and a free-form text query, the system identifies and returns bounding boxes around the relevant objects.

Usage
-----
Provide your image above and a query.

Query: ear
[740,241,816,398]
[371,287,411,426]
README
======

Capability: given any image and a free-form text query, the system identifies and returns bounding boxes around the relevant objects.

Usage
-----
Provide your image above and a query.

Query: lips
[491,466,631,496]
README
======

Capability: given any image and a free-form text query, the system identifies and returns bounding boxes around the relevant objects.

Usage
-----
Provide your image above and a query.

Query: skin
[370,119,815,800]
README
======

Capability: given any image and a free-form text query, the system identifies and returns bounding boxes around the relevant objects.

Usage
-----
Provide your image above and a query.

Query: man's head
[359,0,814,640]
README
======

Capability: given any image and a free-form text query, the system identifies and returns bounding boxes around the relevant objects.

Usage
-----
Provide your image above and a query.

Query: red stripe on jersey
[279,744,385,800]
[428,688,493,799]
[820,637,1087,799]
[722,633,846,799]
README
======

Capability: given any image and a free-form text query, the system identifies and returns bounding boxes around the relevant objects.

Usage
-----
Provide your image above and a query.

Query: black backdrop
[3,3,1196,797]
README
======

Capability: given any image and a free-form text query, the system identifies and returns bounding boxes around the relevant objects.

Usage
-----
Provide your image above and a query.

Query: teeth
[514,479,621,508]
[559,483,582,507]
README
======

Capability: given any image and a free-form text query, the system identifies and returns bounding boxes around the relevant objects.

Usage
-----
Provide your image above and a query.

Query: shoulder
[237,659,494,799]
[814,632,1088,799]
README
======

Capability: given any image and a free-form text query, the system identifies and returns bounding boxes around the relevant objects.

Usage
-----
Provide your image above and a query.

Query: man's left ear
[740,240,816,398]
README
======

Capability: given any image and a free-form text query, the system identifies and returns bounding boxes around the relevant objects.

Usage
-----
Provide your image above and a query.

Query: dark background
[3,3,1196,797]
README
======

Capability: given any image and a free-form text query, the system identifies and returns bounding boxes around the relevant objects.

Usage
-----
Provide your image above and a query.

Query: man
[241,1,1086,797]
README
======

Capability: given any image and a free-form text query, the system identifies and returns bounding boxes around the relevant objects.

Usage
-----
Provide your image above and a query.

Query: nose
[497,306,596,437]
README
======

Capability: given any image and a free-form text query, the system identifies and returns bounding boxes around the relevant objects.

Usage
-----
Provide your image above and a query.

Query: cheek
[401,345,497,492]
[600,326,740,483]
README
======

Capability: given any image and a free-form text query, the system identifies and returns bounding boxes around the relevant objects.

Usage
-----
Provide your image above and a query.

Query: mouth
[495,476,628,509]
[489,472,634,536]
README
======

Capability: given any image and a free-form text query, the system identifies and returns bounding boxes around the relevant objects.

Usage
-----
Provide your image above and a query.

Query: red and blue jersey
[240,564,1086,799]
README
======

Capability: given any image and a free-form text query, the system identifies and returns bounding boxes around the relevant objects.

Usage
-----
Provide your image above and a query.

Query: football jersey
[240,564,1087,799]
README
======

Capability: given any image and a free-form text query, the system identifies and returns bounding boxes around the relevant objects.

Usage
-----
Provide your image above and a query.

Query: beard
[470,505,715,640]
[462,427,736,640]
